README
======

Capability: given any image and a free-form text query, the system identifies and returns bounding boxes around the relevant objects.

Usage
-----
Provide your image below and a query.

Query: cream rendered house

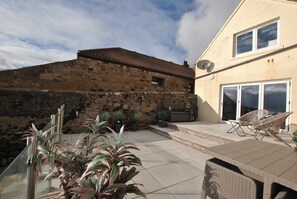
[195,0,297,130]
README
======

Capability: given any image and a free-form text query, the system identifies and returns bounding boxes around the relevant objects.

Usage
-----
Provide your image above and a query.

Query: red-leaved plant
[24,116,146,199]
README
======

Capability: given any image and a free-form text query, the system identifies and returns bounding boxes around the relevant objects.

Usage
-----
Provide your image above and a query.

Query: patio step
[149,125,220,152]
[166,122,234,144]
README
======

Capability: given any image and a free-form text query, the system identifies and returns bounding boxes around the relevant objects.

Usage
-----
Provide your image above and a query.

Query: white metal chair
[252,112,293,147]
[227,110,269,137]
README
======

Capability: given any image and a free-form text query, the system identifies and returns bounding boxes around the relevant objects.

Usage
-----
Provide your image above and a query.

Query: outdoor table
[204,139,297,199]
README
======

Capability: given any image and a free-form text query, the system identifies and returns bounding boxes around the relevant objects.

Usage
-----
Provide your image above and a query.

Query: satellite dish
[196,60,212,70]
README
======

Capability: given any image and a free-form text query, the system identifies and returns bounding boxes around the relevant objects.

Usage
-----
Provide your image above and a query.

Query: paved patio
[38,121,294,198]
[165,121,295,146]
[61,130,212,199]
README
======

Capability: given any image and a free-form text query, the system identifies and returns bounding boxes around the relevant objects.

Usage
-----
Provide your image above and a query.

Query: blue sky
[0,0,240,70]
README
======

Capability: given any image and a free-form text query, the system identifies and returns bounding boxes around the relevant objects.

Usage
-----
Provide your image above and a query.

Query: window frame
[235,20,279,56]
[220,80,291,131]
[151,76,165,87]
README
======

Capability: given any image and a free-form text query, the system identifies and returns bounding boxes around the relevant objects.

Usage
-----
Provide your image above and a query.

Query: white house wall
[196,0,297,123]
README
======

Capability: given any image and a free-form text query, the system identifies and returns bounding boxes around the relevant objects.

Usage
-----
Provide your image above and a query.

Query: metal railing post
[48,114,56,191]
[57,108,61,141]
[26,136,37,199]
[60,104,65,139]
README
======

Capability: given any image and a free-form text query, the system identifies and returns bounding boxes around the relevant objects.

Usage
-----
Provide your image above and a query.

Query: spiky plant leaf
[119,125,125,138]
[126,185,147,199]
[110,164,119,184]
[44,170,58,181]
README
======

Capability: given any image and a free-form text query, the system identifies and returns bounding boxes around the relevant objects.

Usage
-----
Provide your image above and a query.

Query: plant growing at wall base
[83,114,107,134]
[99,111,110,122]
[130,112,141,131]
[157,111,168,127]
[112,110,124,133]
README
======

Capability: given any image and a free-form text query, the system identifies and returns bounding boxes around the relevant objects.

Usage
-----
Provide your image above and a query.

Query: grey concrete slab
[148,162,197,187]
[175,160,204,177]
[127,189,175,199]
[132,169,165,193]
[155,139,191,150]
[53,130,211,199]
[140,152,171,169]
[138,142,172,153]
[177,145,208,158]
[145,190,176,199]
[166,177,203,198]
[161,148,193,160]
[187,156,211,171]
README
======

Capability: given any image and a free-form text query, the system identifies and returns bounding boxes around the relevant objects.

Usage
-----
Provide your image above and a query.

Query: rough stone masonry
[0,53,195,167]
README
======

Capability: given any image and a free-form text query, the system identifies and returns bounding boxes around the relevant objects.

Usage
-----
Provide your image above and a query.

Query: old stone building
[0,47,194,92]
[0,47,195,165]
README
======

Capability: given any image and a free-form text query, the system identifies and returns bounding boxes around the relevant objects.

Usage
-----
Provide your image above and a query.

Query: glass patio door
[263,82,288,114]
[221,81,290,127]
[221,84,260,120]
[221,86,238,121]
[240,84,260,116]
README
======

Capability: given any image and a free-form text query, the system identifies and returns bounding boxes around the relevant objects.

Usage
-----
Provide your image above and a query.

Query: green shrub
[131,112,141,124]
[99,111,110,122]
[157,111,168,121]
[83,114,107,134]
[292,130,297,143]
[112,110,124,122]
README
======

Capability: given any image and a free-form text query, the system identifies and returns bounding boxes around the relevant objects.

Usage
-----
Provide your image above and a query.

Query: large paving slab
[35,130,210,199]
[123,130,210,199]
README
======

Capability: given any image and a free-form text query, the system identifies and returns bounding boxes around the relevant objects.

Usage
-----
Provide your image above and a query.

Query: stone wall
[0,56,194,167]
[0,57,194,92]
[0,89,191,166]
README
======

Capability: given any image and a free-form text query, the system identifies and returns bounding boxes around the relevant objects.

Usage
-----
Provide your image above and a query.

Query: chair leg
[271,133,292,148]
[259,132,266,140]
[246,125,256,134]
[227,122,239,134]
[237,125,247,137]
[254,130,260,140]
[227,122,246,137]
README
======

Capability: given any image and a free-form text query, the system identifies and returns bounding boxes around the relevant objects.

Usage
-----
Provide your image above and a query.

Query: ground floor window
[220,80,291,128]
[151,76,164,86]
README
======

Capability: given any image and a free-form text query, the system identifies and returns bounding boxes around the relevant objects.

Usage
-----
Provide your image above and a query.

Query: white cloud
[0,0,187,70]
[176,0,240,65]
[0,45,74,70]
[0,0,242,71]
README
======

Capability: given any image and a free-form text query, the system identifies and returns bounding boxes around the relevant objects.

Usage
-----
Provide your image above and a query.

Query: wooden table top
[205,139,297,191]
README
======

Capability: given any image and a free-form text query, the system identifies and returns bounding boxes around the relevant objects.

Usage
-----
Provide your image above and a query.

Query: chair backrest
[239,109,269,124]
[163,102,185,110]
[252,112,293,133]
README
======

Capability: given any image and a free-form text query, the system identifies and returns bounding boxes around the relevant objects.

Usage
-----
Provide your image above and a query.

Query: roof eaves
[78,53,194,80]
[197,0,246,63]
[272,0,297,4]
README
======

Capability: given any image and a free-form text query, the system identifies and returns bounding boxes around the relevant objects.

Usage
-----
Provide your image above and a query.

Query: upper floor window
[235,21,278,56]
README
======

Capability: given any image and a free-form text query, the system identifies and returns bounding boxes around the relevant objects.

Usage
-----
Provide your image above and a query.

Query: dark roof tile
[77,47,194,79]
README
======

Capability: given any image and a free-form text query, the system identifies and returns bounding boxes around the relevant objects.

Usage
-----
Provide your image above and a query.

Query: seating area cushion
[163,102,191,122]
